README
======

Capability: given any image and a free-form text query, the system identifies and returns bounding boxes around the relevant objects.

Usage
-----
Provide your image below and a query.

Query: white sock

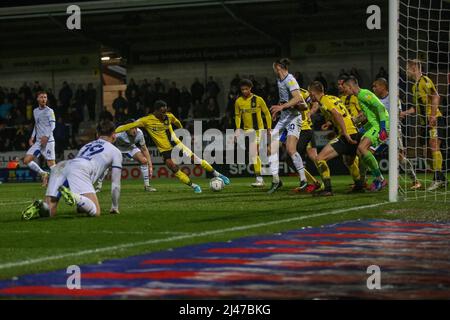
[140,165,150,187]
[291,152,306,181]
[269,153,280,183]
[212,170,220,177]
[256,176,263,182]
[28,161,45,175]
[74,194,97,216]
[400,157,417,182]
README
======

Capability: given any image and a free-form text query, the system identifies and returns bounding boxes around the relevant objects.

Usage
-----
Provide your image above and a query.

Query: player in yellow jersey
[407,59,447,190]
[235,79,272,187]
[116,100,230,193]
[338,74,367,189]
[308,81,364,196]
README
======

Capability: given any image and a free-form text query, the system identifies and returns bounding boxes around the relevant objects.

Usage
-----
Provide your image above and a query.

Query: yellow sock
[348,159,361,181]
[316,160,330,179]
[305,169,318,184]
[253,155,262,176]
[201,159,214,173]
[432,151,443,171]
[174,170,191,185]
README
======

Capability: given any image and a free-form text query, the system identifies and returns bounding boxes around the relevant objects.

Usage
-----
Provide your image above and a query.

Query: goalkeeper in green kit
[343,76,390,191]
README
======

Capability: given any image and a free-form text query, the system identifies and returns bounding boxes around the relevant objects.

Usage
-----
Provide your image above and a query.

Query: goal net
[394,0,450,202]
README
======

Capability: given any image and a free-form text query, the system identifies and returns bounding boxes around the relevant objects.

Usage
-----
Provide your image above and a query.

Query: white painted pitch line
[0,202,389,270]
[0,201,33,206]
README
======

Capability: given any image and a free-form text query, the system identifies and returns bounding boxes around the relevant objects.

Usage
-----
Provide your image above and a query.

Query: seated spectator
[0,98,13,120]
[204,97,220,118]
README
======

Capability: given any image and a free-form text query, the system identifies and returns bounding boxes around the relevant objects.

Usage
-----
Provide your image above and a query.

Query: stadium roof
[0,0,388,59]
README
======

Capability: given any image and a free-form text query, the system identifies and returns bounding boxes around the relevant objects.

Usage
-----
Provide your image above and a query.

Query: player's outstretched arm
[115,119,143,133]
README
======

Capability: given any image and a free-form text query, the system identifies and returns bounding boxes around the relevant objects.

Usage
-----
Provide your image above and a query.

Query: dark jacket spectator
[86,83,97,121]
[180,86,192,119]
[112,91,128,113]
[59,81,73,112]
[191,78,205,105]
[206,76,220,99]
[99,106,114,122]
[168,82,181,116]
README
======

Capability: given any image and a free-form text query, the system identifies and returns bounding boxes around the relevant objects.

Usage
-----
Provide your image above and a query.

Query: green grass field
[0,176,449,280]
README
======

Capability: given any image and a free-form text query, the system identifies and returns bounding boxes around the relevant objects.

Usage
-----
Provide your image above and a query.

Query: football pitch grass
[0,176,449,280]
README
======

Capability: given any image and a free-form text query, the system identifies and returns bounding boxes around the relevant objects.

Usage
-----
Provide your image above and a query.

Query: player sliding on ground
[21,120,123,220]
[95,119,156,193]
[308,81,364,196]
[115,100,230,193]
[343,76,390,192]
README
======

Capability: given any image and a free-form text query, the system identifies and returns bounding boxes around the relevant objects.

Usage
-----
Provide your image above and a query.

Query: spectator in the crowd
[226,85,239,115]
[114,106,127,124]
[13,125,30,151]
[168,82,181,117]
[112,91,128,113]
[11,108,26,126]
[206,76,220,99]
[314,72,328,91]
[54,116,69,156]
[126,78,139,100]
[180,86,192,119]
[294,71,304,88]
[193,100,203,118]
[74,84,86,121]
[59,81,73,112]
[127,89,139,117]
[376,67,388,80]
[350,67,363,85]
[230,74,241,89]
[99,106,114,122]
[0,98,13,120]
[25,99,33,121]
[32,81,43,95]
[191,77,205,105]
[204,97,220,118]
[86,83,97,121]
[154,77,165,94]
[46,88,57,110]
[19,82,32,101]
[8,88,19,102]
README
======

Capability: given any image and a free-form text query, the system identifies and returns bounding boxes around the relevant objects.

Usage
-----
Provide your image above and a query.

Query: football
[209,177,224,191]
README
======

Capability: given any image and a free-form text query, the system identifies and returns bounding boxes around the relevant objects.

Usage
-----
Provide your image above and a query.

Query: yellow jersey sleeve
[168,113,183,129]
[115,117,146,133]
[258,96,272,129]
[234,98,242,129]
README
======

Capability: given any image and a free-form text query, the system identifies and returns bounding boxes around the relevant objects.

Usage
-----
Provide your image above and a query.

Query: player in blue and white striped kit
[23,91,56,186]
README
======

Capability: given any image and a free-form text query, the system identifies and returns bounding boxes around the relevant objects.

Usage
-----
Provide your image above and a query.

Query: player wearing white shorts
[23,91,56,187]
[21,121,123,220]
[96,119,156,192]
[372,78,421,190]
[267,58,308,194]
